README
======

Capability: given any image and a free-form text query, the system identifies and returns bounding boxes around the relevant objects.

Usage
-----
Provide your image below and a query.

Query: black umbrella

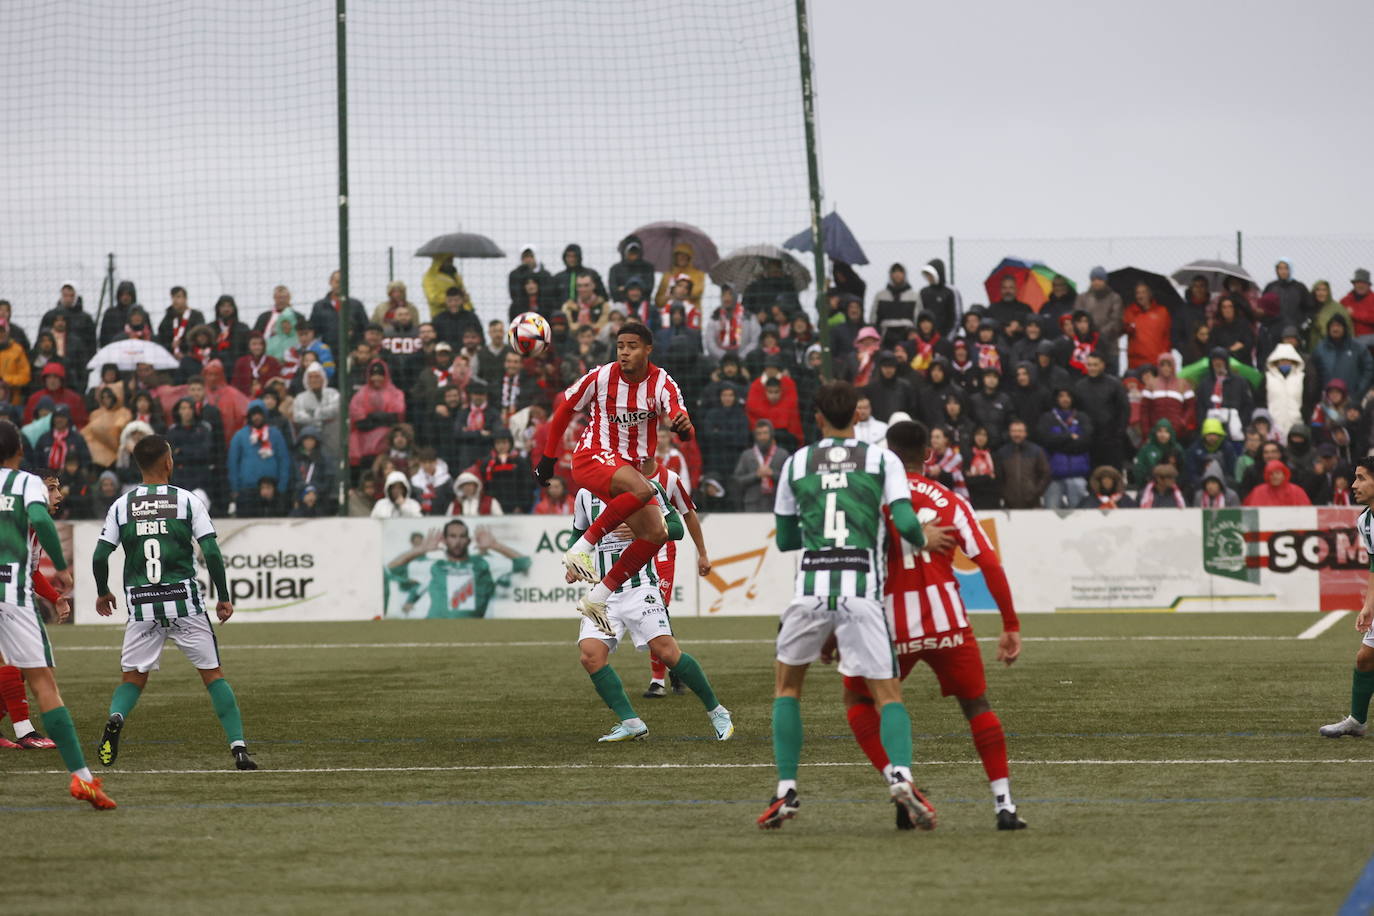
[1107,267,1185,312]
[783,210,869,265]
[414,232,505,259]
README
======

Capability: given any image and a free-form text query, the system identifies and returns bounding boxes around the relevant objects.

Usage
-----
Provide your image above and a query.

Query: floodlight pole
[794,0,831,380]
[335,0,352,515]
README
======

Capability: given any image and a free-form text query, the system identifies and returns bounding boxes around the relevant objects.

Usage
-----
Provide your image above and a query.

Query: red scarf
[251,424,272,454]
[716,305,744,350]
[1069,333,1098,374]
[217,320,234,351]
[754,442,777,493]
[465,404,487,432]
[171,314,190,353]
[975,343,1002,373]
[47,427,68,469]
[1197,488,1228,508]
[967,447,995,477]
[910,332,939,372]
[853,350,876,387]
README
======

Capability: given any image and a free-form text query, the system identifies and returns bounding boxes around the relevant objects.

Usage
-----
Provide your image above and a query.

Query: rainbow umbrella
[983,258,1076,312]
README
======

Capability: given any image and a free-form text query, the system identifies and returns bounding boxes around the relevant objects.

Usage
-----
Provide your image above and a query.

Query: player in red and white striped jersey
[838,420,1027,830]
[534,323,695,635]
[638,456,711,698]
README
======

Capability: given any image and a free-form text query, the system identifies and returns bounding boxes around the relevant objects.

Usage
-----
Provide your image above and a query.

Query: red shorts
[571,447,636,502]
[843,631,986,700]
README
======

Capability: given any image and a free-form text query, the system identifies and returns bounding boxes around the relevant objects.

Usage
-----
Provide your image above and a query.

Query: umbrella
[624,221,719,271]
[1170,259,1256,292]
[414,232,504,259]
[86,338,180,375]
[783,210,868,266]
[983,258,1076,312]
[1107,267,1186,312]
[708,244,812,292]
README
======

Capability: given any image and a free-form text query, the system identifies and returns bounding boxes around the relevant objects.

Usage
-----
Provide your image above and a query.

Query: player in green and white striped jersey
[1320,457,1374,737]
[92,434,258,771]
[569,482,733,743]
[0,419,115,808]
[758,381,954,831]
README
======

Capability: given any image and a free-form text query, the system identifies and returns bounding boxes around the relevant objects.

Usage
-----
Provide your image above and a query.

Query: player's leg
[0,661,42,747]
[645,632,731,740]
[23,668,115,809]
[759,599,832,828]
[564,461,657,581]
[644,570,673,698]
[577,503,669,624]
[842,654,919,776]
[175,614,257,769]
[579,630,647,742]
[1321,642,1374,736]
[100,618,164,766]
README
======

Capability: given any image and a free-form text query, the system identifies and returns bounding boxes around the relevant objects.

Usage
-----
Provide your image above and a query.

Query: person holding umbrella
[654,244,705,309]
[1123,282,1172,370]
[989,275,1032,329]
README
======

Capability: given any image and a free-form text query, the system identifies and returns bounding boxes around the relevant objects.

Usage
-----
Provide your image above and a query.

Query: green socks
[110,681,143,720]
[1351,668,1374,724]
[206,677,245,746]
[668,653,719,710]
[771,696,803,781]
[589,666,637,721]
[879,702,913,770]
[40,705,87,774]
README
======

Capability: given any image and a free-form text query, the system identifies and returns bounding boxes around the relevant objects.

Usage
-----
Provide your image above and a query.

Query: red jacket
[24,384,87,425]
[1122,302,1172,369]
[1342,291,1374,336]
[1243,460,1311,506]
[231,354,282,397]
[745,376,803,442]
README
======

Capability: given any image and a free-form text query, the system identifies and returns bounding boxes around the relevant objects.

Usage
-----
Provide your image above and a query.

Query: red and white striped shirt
[648,465,694,581]
[562,362,686,462]
[884,471,1017,644]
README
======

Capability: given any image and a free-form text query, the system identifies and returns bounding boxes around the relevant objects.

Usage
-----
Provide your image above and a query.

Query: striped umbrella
[983,258,1076,312]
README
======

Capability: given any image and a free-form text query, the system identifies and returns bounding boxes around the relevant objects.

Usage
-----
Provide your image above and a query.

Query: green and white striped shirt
[572,482,676,594]
[774,438,911,601]
[0,468,51,610]
[98,484,216,622]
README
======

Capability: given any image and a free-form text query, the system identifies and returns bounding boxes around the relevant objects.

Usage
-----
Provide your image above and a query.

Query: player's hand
[922,523,956,554]
[473,527,494,551]
[401,602,415,615]
[421,528,443,552]
[697,554,712,576]
[997,630,1021,666]
[55,597,71,623]
[96,593,118,617]
[565,569,577,584]
[819,633,840,665]
[51,568,73,594]
[534,454,557,487]
[612,523,634,539]
[1358,607,1373,633]
[216,601,234,623]
[670,412,694,442]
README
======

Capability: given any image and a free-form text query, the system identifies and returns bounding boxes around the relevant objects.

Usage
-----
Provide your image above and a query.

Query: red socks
[969,710,1009,782]
[846,701,889,772]
[582,491,652,547]
[650,655,668,680]
[602,538,660,593]
[0,665,28,725]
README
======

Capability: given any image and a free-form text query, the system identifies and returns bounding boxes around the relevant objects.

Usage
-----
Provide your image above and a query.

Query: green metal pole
[1235,229,1243,266]
[335,0,352,515]
[947,236,955,286]
[794,0,830,380]
[388,245,394,283]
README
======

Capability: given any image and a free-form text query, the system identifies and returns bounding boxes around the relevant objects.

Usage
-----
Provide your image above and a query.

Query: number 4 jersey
[774,438,912,602]
[98,484,216,621]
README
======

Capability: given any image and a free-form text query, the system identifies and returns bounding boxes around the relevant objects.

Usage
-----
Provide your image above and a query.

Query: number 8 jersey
[773,437,913,602]
[98,484,216,622]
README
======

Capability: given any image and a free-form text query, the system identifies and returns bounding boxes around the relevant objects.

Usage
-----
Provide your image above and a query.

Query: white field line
[5,759,1370,777]
[50,635,1300,652]
[1298,611,1350,640]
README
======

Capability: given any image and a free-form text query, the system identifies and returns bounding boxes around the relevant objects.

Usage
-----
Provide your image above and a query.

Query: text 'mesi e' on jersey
[562,362,685,462]
[773,438,911,601]
[885,471,993,639]
[573,481,674,594]
[99,484,215,622]
[0,468,51,610]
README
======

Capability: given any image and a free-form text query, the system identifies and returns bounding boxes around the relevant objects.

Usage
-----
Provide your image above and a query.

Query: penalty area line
[1298,611,1350,640]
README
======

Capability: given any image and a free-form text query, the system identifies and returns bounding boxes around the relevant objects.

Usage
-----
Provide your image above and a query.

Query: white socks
[623,717,645,730]
[649,678,665,687]
[991,777,1014,812]
[74,766,93,782]
[572,536,593,555]
[588,582,612,603]
[776,778,797,797]
[883,764,912,784]
[12,718,33,738]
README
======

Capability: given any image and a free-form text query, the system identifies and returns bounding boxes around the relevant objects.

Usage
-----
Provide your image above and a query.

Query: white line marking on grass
[51,635,1299,652]
[6,758,1370,777]
[1298,611,1350,640]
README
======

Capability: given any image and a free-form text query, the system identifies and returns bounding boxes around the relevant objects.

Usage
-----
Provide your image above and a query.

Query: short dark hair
[0,420,20,463]
[443,518,468,536]
[133,434,171,470]
[617,322,653,346]
[1355,456,1374,481]
[814,381,859,430]
[886,420,929,464]
[170,285,186,297]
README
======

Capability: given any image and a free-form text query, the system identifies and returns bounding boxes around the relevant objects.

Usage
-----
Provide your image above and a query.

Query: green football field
[3,612,1372,915]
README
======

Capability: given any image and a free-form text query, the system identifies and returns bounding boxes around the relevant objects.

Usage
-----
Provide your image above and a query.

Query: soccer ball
[508,311,551,356]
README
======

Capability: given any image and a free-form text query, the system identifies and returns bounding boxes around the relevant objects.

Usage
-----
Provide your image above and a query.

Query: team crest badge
[827,446,847,463]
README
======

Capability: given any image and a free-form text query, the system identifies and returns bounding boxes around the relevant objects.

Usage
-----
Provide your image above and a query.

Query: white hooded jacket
[1263,342,1307,441]
[371,469,423,518]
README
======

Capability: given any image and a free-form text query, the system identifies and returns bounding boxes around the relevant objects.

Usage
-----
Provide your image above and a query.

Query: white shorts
[1362,629,1374,650]
[121,614,222,673]
[0,601,53,669]
[576,585,673,653]
[776,596,898,681]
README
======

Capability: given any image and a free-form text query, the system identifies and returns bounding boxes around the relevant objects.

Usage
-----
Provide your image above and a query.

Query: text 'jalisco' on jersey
[98,484,216,622]
[573,482,676,594]
[0,468,52,610]
[774,438,913,602]
[562,362,686,462]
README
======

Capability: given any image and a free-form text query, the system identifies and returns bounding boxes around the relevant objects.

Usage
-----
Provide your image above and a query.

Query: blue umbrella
[783,210,868,266]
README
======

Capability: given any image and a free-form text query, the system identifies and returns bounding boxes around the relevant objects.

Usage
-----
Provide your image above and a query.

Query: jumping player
[0,419,114,808]
[0,474,67,750]
[569,481,732,742]
[533,322,694,635]
[839,420,1026,830]
[758,381,954,831]
[1319,457,1374,738]
[638,453,710,698]
[93,434,256,771]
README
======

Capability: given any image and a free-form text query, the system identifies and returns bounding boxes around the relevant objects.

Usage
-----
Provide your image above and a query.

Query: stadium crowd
[7,244,1373,518]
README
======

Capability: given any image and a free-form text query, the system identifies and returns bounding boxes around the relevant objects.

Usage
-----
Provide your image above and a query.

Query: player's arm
[683,508,710,575]
[664,502,684,542]
[772,454,801,551]
[472,558,495,619]
[659,373,693,440]
[198,534,233,620]
[537,372,598,482]
[26,501,66,572]
[473,527,532,573]
[879,449,952,551]
[31,569,69,622]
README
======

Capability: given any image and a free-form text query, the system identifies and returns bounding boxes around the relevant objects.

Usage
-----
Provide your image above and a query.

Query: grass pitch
[2,612,1370,915]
